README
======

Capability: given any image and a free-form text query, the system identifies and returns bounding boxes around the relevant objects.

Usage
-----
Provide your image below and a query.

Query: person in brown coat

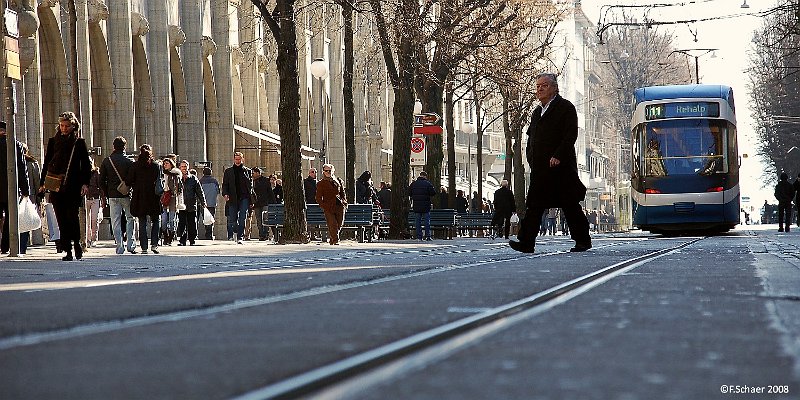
[127,144,163,254]
[315,163,347,245]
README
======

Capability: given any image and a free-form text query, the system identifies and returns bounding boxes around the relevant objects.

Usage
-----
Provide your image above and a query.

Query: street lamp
[667,48,717,84]
[310,58,329,163]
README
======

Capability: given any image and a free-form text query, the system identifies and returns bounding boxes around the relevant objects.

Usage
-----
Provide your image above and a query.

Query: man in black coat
[492,179,516,239]
[775,172,795,232]
[408,171,436,240]
[0,121,30,254]
[304,167,317,204]
[510,73,591,253]
[222,152,253,243]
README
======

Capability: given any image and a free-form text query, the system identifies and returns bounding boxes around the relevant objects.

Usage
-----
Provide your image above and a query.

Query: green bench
[406,208,458,239]
[264,203,376,242]
[458,212,495,237]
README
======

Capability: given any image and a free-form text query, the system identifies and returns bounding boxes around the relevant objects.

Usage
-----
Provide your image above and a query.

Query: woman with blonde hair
[315,163,347,245]
[38,111,92,261]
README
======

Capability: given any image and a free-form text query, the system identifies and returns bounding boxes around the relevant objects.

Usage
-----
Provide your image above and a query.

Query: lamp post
[310,58,329,164]
[668,49,717,84]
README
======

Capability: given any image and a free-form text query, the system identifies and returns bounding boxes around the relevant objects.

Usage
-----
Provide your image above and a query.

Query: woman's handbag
[43,172,65,192]
[18,196,42,233]
[203,208,215,225]
[160,190,172,207]
[44,142,77,192]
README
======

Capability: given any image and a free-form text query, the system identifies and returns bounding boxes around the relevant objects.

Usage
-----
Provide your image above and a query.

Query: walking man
[492,179,516,239]
[222,152,252,244]
[0,121,30,255]
[304,167,317,204]
[509,73,591,253]
[100,136,136,254]
[775,172,795,232]
[409,171,436,241]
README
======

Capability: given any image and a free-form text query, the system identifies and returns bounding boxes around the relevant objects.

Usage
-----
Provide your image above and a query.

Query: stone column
[18,0,41,158]
[106,0,132,149]
[75,0,94,146]
[147,0,172,153]
[179,0,205,162]
[209,0,234,174]
[237,2,260,166]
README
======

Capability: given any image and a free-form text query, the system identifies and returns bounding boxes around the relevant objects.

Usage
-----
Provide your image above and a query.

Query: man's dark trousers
[517,203,589,246]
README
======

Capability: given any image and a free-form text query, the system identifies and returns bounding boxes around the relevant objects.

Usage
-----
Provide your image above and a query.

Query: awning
[234,124,320,160]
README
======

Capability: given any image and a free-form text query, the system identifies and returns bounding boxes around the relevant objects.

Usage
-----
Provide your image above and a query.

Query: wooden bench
[458,212,495,237]
[264,203,376,242]
[406,208,458,239]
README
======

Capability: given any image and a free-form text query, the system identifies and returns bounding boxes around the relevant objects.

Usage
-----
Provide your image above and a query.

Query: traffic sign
[414,112,442,126]
[413,125,443,135]
[410,136,426,166]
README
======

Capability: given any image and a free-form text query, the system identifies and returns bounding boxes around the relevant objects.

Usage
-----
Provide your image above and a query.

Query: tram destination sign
[645,102,720,120]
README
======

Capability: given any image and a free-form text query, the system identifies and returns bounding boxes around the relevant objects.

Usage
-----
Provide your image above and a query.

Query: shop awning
[234,124,320,160]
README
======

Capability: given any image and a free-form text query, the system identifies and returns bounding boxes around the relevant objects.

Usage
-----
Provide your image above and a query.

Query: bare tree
[252,0,309,243]
[748,6,800,180]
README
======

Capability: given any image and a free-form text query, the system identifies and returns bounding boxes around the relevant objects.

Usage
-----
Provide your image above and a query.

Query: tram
[630,84,740,233]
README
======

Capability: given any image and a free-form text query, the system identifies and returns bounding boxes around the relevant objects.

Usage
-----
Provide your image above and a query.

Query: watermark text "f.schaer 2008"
[720,385,789,394]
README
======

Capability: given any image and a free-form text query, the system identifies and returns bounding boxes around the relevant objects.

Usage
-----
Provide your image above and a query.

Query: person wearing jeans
[100,136,136,254]
[408,171,436,241]
[221,152,252,243]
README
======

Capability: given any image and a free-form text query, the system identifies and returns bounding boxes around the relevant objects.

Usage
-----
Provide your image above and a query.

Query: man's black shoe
[509,240,535,253]
[570,243,592,252]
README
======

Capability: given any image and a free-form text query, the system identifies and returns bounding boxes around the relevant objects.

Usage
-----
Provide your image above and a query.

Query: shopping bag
[44,202,60,241]
[510,212,519,224]
[18,196,42,233]
[203,208,215,226]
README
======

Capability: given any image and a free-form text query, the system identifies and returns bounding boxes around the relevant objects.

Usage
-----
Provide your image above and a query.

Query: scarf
[48,132,77,175]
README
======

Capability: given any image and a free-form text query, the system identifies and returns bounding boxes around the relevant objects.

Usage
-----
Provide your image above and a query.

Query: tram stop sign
[410,136,426,166]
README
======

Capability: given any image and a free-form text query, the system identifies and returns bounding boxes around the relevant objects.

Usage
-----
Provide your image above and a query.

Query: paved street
[1,225,799,399]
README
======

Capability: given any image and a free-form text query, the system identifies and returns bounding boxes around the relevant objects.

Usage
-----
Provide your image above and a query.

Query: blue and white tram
[630,84,740,233]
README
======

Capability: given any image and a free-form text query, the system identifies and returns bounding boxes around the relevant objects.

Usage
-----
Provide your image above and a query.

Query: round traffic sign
[411,137,425,153]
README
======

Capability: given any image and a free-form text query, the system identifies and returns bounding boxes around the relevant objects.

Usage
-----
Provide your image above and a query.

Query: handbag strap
[61,141,78,186]
[108,157,123,182]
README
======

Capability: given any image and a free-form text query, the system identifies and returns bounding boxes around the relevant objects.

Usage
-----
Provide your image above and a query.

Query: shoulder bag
[109,157,130,196]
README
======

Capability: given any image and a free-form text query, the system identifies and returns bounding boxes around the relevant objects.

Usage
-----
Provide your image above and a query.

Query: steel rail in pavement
[233,238,703,400]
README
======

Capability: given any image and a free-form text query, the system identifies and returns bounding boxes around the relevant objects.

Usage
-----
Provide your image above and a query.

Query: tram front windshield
[641,119,727,177]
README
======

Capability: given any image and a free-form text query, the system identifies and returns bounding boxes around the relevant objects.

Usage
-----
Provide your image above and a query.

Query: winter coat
[222,164,252,205]
[252,175,275,207]
[408,177,436,213]
[454,195,469,213]
[356,179,376,204]
[181,173,206,212]
[493,186,516,218]
[0,136,29,202]
[127,159,162,218]
[86,169,103,199]
[775,180,795,204]
[40,135,91,207]
[524,94,586,208]
[199,175,220,208]
[304,176,317,204]
[377,187,391,209]
[100,151,133,198]
[316,175,347,213]
[163,167,184,212]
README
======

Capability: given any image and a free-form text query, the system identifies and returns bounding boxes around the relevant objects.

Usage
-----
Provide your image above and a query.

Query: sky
[581,0,778,216]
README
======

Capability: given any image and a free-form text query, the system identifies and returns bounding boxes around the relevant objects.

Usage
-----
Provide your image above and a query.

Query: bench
[406,208,458,239]
[458,212,495,237]
[264,203,376,242]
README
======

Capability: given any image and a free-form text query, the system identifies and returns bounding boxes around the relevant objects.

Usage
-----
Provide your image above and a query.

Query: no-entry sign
[410,136,426,166]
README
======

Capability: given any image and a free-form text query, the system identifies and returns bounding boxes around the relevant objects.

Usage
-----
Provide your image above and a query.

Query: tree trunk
[513,121,526,218]
[342,3,355,203]
[273,0,308,243]
[445,84,456,208]
[422,70,447,207]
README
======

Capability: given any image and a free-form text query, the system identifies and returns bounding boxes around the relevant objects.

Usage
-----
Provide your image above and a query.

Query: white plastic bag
[45,202,60,241]
[510,212,519,224]
[203,208,215,226]
[18,196,42,233]
[175,190,186,211]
